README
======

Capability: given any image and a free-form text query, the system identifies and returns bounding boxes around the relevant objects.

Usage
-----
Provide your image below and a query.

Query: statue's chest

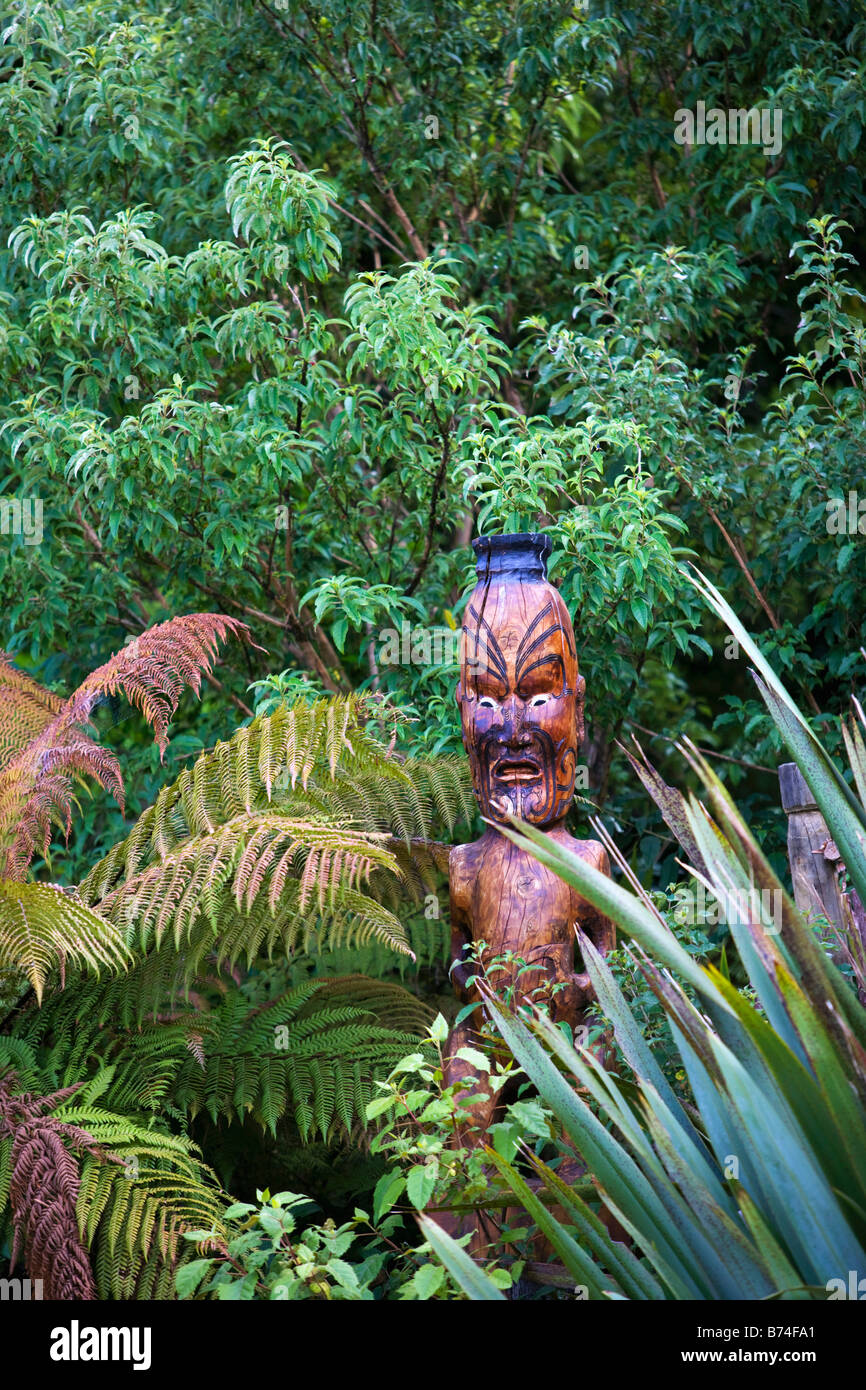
[469,844,574,954]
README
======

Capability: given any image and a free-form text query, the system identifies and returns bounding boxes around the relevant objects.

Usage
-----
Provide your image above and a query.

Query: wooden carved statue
[446,532,616,1133]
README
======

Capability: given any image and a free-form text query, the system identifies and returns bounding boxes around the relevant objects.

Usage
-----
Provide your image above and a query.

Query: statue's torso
[449,828,608,1017]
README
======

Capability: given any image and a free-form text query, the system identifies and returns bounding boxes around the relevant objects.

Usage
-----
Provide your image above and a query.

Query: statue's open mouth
[492,756,542,785]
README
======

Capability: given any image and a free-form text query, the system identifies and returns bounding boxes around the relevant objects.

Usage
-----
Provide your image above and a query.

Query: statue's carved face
[456,581,584,827]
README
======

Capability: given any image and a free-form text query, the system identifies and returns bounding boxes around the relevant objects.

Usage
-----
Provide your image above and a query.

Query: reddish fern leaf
[69,615,251,756]
[0,653,64,770]
[0,1076,114,1299]
[0,615,250,878]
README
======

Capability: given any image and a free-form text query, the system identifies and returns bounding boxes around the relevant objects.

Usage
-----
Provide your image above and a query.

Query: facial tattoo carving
[456,558,585,828]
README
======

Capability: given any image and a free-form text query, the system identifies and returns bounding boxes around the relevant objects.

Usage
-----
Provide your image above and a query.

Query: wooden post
[778,762,845,929]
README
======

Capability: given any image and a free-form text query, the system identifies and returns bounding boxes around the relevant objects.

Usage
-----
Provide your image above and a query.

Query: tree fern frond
[77,1150,227,1299]
[409,756,477,835]
[0,615,249,877]
[0,1038,42,1090]
[0,1083,231,1302]
[87,813,410,962]
[81,697,471,903]
[165,978,428,1138]
[310,973,436,1032]
[0,739,124,881]
[0,1074,103,1298]
[0,653,64,770]
[286,906,450,980]
[69,615,252,757]
[0,879,131,1003]
[73,694,471,972]
[17,974,433,1142]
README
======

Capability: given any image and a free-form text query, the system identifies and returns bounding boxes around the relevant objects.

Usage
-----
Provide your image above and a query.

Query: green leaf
[416,1215,506,1301]
[411,1262,445,1299]
[485,1146,617,1299]
[327,1258,361,1293]
[429,1012,449,1043]
[407,1162,438,1210]
[506,1098,550,1139]
[373,1171,405,1222]
[366,1094,399,1120]
[455,1045,490,1072]
[175,1258,215,1299]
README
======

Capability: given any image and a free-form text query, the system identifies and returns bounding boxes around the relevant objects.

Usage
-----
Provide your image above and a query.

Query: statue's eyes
[529,694,551,708]
[478,696,498,710]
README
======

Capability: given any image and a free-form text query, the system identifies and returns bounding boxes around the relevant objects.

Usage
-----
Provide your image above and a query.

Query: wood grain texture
[779,761,845,930]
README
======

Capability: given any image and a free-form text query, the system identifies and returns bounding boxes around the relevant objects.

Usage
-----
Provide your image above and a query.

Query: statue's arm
[580,844,616,957]
[567,843,616,1007]
[448,847,476,1004]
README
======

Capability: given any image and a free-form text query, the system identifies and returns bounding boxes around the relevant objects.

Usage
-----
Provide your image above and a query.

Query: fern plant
[0,623,474,1298]
[0,1067,229,1300]
[76,692,468,966]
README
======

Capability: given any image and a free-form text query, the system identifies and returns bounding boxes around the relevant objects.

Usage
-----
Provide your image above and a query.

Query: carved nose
[503,698,532,746]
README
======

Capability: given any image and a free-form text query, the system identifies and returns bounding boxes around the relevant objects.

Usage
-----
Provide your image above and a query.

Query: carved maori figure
[446,532,616,1135]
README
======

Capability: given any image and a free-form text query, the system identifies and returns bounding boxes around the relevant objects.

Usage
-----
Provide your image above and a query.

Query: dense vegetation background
[1,0,865,1301]
[3,0,864,873]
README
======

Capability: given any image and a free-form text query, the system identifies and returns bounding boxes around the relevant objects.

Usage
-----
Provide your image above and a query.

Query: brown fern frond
[68,615,252,756]
[0,741,124,881]
[0,1074,113,1299]
[0,653,64,770]
[0,615,249,877]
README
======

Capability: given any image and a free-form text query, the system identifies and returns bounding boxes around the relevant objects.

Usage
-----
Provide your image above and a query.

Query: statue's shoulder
[449,840,470,871]
[554,831,610,876]
[448,840,475,905]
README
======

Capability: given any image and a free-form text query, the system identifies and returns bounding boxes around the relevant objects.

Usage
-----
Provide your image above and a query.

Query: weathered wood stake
[778,761,844,929]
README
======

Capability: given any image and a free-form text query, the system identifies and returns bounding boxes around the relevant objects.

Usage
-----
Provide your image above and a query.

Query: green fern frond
[0,1037,42,1090]
[0,1069,226,1301]
[43,1093,226,1301]
[287,906,451,979]
[81,697,471,902]
[77,1151,227,1299]
[311,974,435,1032]
[87,819,410,966]
[0,686,470,1301]
[17,974,434,1142]
[0,879,131,1002]
[166,978,430,1139]
[76,697,472,971]
[409,756,477,836]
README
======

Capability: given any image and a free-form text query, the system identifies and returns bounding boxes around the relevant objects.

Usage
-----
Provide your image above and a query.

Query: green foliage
[3,0,864,878]
[2,0,866,1304]
[0,657,468,1297]
[178,1190,390,1301]
[12,972,434,1140]
[76,691,471,971]
[364,1014,579,1296]
[0,1058,229,1299]
[0,879,129,1002]
[176,1185,472,1301]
